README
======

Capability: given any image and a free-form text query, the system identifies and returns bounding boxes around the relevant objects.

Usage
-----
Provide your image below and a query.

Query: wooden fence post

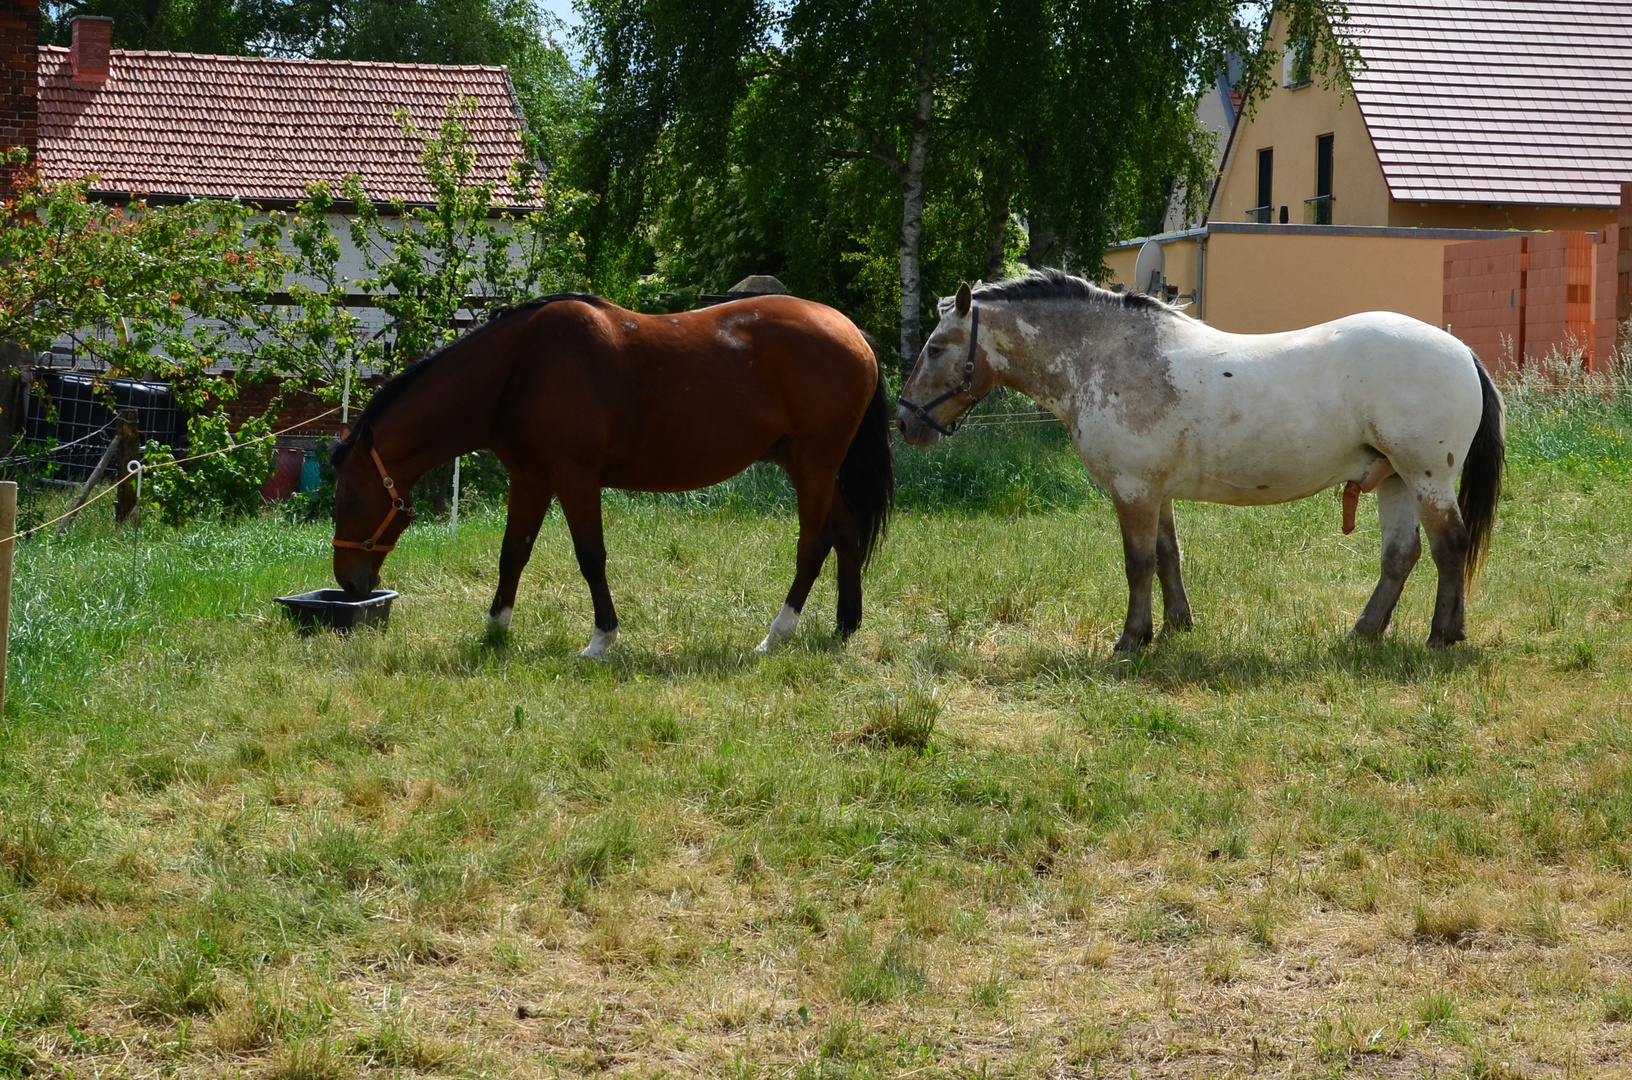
[0,480,15,722]
[114,409,139,524]
[59,426,119,533]
[1619,182,1632,350]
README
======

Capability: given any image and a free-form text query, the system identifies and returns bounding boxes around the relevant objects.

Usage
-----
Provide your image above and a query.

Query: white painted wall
[46,209,523,375]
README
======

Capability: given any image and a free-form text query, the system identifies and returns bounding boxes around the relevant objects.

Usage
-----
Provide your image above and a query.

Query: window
[1305,133,1334,224]
[1249,148,1273,223]
[1283,41,1312,88]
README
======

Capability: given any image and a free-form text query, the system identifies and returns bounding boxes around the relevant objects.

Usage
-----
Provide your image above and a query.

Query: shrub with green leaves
[140,411,275,526]
[0,151,282,409]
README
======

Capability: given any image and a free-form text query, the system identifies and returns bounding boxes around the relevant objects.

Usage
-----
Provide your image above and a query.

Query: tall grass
[2,378,1632,1077]
[610,391,1099,517]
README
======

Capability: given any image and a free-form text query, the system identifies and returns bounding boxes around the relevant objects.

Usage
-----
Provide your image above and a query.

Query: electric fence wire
[0,417,119,465]
[0,406,342,544]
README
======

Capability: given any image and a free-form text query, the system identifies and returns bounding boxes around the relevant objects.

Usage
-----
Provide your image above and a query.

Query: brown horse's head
[898,282,995,446]
[330,422,413,597]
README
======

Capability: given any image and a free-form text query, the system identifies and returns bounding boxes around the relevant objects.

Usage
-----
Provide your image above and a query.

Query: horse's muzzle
[334,556,381,599]
[895,404,942,447]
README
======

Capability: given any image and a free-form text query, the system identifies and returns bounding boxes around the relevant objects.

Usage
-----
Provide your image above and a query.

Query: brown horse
[330,292,893,658]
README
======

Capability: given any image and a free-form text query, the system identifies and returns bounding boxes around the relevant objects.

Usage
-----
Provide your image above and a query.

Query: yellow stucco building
[1104,0,1630,339]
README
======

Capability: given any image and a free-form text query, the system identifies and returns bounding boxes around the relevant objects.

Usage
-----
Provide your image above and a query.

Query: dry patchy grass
[5,392,1632,1077]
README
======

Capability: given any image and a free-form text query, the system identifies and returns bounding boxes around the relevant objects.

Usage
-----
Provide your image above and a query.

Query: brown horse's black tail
[838,360,895,569]
[1459,352,1505,586]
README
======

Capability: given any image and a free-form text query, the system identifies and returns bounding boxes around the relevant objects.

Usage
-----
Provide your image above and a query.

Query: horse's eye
[927,345,944,359]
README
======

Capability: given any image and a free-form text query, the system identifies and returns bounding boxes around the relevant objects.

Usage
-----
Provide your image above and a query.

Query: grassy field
[5,382,1632,1079]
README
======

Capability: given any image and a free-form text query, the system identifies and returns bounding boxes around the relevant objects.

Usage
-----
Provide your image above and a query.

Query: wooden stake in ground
[0,480,15,721]
[114,409,140,524]
[59,423,121,533]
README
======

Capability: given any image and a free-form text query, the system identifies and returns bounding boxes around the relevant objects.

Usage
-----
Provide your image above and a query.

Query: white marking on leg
[754,604,800,654]
[487,606,513,632]
[580,626,617,661]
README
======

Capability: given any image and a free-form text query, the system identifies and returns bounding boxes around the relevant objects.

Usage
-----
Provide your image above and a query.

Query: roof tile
[36,46,532,205]
[1345,0,1632,207]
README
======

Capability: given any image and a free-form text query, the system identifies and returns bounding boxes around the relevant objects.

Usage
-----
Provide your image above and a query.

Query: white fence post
[450,455,461,541]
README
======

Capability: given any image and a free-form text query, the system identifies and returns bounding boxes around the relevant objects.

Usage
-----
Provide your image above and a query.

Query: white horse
[898,270,1505,651]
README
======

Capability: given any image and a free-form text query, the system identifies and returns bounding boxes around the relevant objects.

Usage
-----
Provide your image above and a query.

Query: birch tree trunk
[896,32,935,377]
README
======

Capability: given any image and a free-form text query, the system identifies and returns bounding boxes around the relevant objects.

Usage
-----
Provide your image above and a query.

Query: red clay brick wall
[1525,230,1595,364]
[1596,225,1619,370]
[1445,231,1598,373]
[0,1,38,196]
[1619,184,1632,356]
[217,378,358,441]
[69,16,110,84]
[1444,236,1525,373]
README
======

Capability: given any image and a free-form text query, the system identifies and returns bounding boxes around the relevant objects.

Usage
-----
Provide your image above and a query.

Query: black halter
[899,300,985,437]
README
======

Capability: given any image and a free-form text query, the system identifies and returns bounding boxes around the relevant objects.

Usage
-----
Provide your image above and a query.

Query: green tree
[0,152,283,407]
[575,0,1355,373]
[254,102,589,401]
[42,0,287,53]
[344,99,590,373]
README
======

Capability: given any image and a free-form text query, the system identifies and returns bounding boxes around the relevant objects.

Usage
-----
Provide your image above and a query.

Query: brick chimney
[0,0,39,190]
[70,16,112,86]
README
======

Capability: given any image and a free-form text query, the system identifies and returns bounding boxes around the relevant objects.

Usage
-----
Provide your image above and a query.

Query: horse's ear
[353,421,373,453]
[955,282,973,317]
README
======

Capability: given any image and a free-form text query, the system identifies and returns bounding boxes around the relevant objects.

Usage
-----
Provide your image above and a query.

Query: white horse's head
[897,282,997,446]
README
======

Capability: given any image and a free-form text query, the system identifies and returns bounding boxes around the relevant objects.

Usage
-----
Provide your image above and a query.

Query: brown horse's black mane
[330,292,609,465]
[973,267,1173,313]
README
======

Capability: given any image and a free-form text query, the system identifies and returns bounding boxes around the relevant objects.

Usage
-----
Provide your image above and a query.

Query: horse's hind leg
[1155,499,1191,632]
[757,458,838,654]
[1113,497,1161,652]
[828,485,864,638]
[1352,474,1420,639]
[1418,495,1470,647]
[555,469,619,660]
[487,475,554,633]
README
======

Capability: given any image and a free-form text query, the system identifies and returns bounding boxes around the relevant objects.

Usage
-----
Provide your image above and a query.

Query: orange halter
[332,447,414,553]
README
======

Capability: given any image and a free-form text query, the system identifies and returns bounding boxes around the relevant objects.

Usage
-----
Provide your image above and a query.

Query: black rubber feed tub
[274,589,399,634]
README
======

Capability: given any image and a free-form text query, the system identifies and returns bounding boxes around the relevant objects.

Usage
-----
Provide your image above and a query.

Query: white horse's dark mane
[972,267,1176,313]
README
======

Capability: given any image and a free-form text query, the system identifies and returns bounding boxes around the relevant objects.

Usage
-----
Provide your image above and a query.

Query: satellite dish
[1133,240,1166,295]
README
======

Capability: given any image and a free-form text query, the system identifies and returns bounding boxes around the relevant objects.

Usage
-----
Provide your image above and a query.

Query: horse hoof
[486,607,513,635]
[580,627,617,661]
[755,604,801,655]
[1112,635,1147,654]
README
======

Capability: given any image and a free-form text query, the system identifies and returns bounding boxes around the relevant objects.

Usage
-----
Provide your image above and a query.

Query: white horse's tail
[1459,353,1505,585]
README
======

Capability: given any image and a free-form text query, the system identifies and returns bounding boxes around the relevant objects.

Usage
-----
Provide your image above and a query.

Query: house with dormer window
[1106,0,1632,369]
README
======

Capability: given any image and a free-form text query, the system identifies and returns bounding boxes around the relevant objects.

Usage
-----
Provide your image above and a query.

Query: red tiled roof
[36,46,532,205]
[1344,1,1632,208]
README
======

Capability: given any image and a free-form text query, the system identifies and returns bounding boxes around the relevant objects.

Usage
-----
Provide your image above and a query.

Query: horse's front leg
[1352,474,1420,639]
[1155,499,1192,632]
[1113,496,1162,652]
[554,467,619,660]
[487,475,553,634]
